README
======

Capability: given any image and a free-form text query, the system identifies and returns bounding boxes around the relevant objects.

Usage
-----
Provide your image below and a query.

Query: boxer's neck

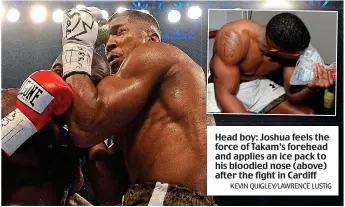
[257,28,270,54]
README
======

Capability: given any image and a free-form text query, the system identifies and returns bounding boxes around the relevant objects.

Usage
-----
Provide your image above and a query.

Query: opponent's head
[265,13,310,60]
[51,52,111,85]
[106,9,161,72]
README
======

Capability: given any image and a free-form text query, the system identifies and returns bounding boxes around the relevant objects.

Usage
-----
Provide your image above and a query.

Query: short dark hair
[108,9,161,40]
[266,13,310,52]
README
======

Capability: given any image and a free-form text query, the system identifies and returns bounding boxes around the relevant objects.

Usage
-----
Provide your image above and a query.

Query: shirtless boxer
[208,12,334,114]
[58,8,216,205]
[1,52,109,205]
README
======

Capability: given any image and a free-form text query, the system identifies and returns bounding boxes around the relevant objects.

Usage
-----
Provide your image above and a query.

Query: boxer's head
[106,10,161,72]
[265,13,310,60]
[51,52,111,85]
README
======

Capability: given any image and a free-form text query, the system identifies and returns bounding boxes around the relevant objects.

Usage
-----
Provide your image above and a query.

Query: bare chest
[239,45,282,78]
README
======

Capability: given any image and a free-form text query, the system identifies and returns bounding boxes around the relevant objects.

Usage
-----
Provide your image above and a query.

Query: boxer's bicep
[71,48,170,147]
[212,29,246,96]
[212,55,240,95]
[212,56,247,113]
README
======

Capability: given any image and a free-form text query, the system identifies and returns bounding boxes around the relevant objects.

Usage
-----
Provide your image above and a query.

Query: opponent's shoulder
[214,22,251,65]
[2,88,19,95]
[2,88,19,117]
[2,88,18,102]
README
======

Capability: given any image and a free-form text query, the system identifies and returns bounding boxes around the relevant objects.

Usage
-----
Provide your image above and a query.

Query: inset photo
[207,9,338,115]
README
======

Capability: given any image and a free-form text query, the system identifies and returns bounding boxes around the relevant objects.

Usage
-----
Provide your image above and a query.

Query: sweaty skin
[66,15,215,194]
[210,19,322,114]
[1,88,84,206]
[86,142,129,205]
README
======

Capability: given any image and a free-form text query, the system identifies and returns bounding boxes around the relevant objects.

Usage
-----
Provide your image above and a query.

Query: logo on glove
[64,8,96,42]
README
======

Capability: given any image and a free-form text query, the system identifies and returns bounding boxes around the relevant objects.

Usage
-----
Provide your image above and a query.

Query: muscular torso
[1,89,83,205]
[114,49,213,194]
[212,19,289,81]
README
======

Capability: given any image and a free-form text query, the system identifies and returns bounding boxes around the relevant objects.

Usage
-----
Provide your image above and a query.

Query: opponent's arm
[284,64,334,105]
[86,142,129,205]
[211,29,248,113]
[1,72,73,156]
[66,44,173,147]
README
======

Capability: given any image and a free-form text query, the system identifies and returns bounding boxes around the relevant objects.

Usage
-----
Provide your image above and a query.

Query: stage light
[140,10,150,14]
[31,5,46,23]
[188,6,202,20]
[52,9,63,23]
[76,5,86,9]
[101,10,109,19]
[7,8,20,23]
[168,10,181,23]
[116,7,127,13]
[263,0,291,9]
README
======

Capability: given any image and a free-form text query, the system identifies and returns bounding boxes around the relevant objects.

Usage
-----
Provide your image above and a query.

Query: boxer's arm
[86,142,129,205]
[283,66,314,105]
[212,55,247,113]
[211,29,249,113]
[66,44,173,147]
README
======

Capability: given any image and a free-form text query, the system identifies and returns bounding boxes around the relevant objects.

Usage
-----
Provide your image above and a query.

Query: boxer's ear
[149,32,160,42]
[51,64,63,76]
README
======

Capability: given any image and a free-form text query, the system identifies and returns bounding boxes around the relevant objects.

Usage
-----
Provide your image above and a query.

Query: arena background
[1,0,343,206]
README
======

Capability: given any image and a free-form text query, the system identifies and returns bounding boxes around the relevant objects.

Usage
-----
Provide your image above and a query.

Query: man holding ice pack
[208,12,334,114]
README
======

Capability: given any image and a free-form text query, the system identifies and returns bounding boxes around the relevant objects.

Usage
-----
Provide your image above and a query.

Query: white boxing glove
[62,7,103,79]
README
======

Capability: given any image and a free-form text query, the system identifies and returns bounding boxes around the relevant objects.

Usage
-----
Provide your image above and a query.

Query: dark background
[1,0,343,206]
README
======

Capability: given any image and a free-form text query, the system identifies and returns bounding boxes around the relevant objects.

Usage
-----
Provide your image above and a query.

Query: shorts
[122,182,216,206]
[207,79,286,113]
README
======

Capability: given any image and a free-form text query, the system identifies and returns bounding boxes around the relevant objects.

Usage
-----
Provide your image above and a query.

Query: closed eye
[117,28,127,35]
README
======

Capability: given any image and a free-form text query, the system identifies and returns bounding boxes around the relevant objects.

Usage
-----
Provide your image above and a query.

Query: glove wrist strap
[1,109,37,156]
[62,43,94,79]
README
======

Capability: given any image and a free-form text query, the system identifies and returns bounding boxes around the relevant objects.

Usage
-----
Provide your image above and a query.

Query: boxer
[59,8,216,205]
[208,13,334,114]
[1,52,110,205]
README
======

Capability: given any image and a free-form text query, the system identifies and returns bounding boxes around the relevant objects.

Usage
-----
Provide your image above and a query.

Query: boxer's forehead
[108,15,141,28]
[109,16,130,26]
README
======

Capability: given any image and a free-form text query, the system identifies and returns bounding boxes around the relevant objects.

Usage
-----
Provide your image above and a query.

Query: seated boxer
[1,51,110,205]
[58,8,216,205]
[208,12,334,114]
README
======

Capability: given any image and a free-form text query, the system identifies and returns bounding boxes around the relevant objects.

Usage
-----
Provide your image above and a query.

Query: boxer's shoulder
[132,42,185,59]
[221,19,257,30]
[215,23,250,64]
[2,88,19,117]
[117,42,191,76]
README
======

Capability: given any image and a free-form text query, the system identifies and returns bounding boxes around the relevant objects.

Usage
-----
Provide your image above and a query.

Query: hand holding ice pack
[290,44,324,85]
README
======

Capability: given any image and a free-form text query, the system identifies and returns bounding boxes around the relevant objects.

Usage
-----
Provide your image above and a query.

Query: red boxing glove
[2,70,73,156]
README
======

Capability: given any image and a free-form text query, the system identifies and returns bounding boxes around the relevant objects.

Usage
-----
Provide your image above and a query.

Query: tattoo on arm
[221,31,239,58]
